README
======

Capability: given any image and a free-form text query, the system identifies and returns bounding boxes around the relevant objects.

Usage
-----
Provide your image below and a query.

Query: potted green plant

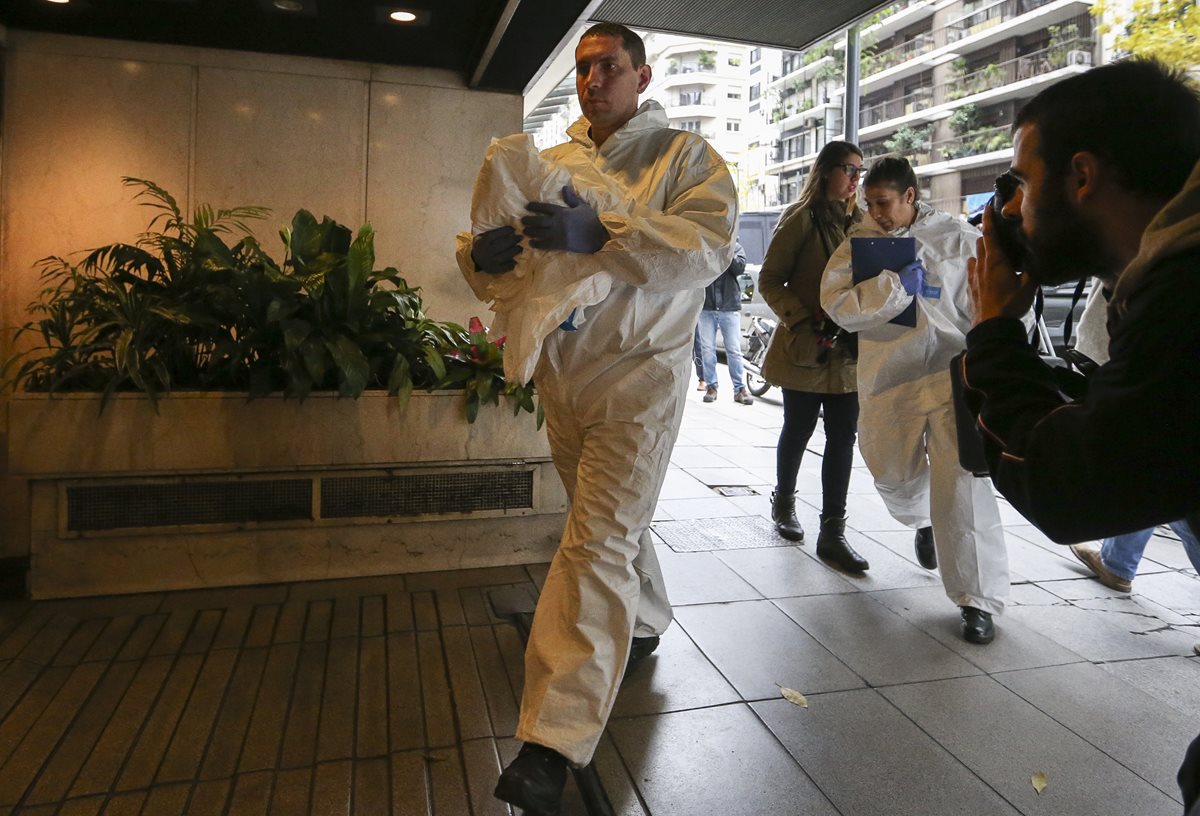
[5,179,564,599]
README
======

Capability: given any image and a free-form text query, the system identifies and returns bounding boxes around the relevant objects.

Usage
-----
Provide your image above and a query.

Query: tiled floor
[1,380,1198,815]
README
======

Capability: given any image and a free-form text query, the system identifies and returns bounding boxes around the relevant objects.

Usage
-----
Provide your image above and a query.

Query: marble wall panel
[193,67,370,253]
[367,83,521,325]
[1,50,193,344]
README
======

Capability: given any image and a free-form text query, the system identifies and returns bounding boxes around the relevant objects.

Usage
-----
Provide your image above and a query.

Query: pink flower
[493,336,507,348]
[468,316,485,334]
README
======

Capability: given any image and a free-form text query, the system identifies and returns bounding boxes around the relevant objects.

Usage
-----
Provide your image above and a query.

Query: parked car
[1040,279,1092,355]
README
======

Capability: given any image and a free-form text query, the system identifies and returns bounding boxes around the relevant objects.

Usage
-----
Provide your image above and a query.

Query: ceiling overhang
[0,0,889,95]
[590,0,889,52]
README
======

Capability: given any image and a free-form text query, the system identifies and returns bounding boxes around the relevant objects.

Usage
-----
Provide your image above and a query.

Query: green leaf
[465,391,479,423]
[325,334,369,396]
[422,346,446,382]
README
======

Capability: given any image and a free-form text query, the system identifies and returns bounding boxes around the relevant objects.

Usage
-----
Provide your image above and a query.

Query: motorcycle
[742,313,776,397]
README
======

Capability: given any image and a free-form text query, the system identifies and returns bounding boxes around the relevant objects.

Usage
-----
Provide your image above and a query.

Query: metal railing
[859,37,1094,129]
[861,32,936,78]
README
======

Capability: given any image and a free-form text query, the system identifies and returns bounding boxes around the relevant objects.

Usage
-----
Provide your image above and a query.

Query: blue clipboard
[850,236,918,328]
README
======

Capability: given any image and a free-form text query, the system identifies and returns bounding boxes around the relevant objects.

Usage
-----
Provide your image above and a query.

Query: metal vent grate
[321,470,533,519]
[67,480,312,531]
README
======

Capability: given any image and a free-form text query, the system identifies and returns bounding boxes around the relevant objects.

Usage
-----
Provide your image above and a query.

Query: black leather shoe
[960,606,994,645]
[494,743,568,816]
[914,526,937,570]
[629,635,660,663]
[815,515,869,573]
[771,490,804,542]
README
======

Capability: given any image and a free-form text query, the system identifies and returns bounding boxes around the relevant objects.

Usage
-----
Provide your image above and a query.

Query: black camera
[985,172,1029,270]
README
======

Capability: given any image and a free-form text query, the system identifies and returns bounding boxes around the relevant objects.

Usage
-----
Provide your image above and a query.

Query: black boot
[623,635,660,679]
[494,743,568,816]
[914,526,937,570]
[771,490,804,542]
[960,606,995,645]
[815,515,869,573]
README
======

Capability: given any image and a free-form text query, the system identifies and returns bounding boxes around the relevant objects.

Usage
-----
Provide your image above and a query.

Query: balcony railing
[931,124,1014,161]
[861,32,936,78]
[854,0,1082,82]
[859,37,1094,129]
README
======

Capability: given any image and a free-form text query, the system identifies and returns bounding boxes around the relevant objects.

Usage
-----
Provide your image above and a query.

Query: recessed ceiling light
[46,0,71,5]
[274,0,304,10]
[389,10,417,22]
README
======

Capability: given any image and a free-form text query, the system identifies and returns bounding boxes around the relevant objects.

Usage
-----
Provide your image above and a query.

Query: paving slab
[611,625,739,718]
[1007,601,1196,661]
[774,594,981,686]
[824,529,944,591]
[1098,656,1200,719]
[609,703,838,816]
[872,585,1086,673]
[995,662,1193,800]
[674,601,864,701]
[714,546,857,599]
[1128,571,1200,616]
[655,496,748,520]
[754,689,1021,816]
[652,548,761,605]
[883,675,1182,816]
[657,470,715,501]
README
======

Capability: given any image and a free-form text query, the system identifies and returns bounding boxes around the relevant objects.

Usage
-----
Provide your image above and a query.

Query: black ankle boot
[815,514,869,573]
[771,490,804,542]
[495,743,568,815]
[914,525,937,570]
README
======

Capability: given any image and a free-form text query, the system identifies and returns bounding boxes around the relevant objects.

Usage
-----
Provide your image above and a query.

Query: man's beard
[1023,187,1121,286]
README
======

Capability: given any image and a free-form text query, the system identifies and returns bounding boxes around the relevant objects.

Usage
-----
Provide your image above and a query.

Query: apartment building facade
[755,0,1099,214]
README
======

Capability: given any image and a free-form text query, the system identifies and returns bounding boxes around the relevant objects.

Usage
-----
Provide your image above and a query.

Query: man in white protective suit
[820,157,1010,645]
[460,22,737,816]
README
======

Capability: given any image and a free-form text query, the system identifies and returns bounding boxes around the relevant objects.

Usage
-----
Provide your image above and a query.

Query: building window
[727,120,741,132]
[727,90,742,100]
[750,47,761,63]
[679,120,702,133]
[728,56,742,66]
[749,84,761,101]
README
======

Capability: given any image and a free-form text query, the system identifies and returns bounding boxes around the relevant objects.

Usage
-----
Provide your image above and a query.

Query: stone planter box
[6,392,566,598]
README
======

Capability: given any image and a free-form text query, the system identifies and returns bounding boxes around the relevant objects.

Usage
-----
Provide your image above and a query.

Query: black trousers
[775,389,860,518]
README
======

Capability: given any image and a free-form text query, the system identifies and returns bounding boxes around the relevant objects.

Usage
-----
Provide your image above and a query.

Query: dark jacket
[702,241,747,311]
[960,163,1200,543]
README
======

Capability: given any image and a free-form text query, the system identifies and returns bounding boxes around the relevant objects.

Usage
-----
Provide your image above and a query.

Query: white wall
[0,31,523,350]
[0,31,523,561]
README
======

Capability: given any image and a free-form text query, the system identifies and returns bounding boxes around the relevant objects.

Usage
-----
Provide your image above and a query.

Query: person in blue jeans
[1071,524,1200,593]
[698,240,753,404]
[1064,282,1200,592]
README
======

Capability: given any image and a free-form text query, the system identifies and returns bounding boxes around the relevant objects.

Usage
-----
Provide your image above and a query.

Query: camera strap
[1059,277,1090,349]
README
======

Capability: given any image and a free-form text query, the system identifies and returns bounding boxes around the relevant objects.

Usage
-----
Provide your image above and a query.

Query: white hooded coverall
[820,202,1010,615]
[456,100,737,765]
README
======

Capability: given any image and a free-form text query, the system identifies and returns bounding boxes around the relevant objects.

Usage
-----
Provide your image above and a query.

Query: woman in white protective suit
[820,157,1010,644]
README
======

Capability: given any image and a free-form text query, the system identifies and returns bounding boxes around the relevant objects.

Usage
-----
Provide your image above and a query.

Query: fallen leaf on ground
[778,686,808,708]
[1031,771,1048,794]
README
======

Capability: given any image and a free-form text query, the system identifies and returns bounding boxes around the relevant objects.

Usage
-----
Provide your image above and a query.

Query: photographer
[961,59,1200,815]
[962,58,1200,543]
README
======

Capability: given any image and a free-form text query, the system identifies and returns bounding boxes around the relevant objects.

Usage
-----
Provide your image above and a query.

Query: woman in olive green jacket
[759,140,868,572]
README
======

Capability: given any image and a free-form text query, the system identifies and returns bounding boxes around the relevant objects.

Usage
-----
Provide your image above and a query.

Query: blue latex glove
[521,186,609,254]
[471,226,522,275]
[897,259,926,296]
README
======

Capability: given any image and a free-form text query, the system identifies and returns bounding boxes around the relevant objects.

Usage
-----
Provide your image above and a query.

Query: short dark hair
[864,157,919,199]
[580,22,647,68]
[1015,59,1200,200]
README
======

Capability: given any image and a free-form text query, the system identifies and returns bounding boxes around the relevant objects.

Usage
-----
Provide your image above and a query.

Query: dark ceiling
[0,0,886,94]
